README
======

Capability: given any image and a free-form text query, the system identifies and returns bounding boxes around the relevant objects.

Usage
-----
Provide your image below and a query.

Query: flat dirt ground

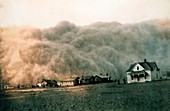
[0,80,170,111]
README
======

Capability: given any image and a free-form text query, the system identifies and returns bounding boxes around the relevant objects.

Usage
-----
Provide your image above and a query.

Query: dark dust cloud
[0,19,170,86]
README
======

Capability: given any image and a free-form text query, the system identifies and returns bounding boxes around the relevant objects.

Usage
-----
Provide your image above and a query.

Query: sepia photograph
[0,0,170,111]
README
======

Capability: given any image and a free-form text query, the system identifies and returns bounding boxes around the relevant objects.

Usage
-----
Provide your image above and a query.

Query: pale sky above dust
[0,0,170,28]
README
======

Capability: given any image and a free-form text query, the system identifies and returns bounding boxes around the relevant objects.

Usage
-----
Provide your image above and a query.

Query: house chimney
[144,59,147,62]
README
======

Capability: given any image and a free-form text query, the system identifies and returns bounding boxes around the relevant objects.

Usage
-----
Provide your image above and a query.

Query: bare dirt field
[0,80,170,111]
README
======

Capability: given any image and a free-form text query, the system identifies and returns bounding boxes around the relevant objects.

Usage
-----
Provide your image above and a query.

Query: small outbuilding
[37,79,58,87]
[80,76,95,84]
[94,75,112,83]
[57,77,80,87]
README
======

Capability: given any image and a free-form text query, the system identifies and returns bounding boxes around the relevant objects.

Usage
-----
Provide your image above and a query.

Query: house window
[137,66,139,70]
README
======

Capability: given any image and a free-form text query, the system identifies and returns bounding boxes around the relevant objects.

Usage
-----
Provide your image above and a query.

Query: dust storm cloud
[0,19,170,85]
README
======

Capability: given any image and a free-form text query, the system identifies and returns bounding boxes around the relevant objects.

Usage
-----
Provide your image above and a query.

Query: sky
[0,0,170,28]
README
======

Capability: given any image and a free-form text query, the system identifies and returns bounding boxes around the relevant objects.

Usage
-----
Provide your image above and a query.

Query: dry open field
[0,80,170,111]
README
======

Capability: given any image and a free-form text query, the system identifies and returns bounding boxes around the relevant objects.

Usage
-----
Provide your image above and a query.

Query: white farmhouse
[126,59,160,83]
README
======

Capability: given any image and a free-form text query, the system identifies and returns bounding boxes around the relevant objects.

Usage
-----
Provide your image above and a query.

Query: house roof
[126,61,160,72]
[126,63,137,72]
[138,62,151,70]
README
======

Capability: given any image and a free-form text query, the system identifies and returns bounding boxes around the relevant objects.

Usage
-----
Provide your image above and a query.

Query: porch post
[137,74,139,81]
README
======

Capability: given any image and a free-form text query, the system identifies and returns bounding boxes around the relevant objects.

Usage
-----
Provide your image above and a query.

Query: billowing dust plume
[0,19,170,86]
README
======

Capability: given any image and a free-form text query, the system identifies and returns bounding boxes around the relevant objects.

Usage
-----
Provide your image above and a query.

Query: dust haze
[0,19,170,86]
